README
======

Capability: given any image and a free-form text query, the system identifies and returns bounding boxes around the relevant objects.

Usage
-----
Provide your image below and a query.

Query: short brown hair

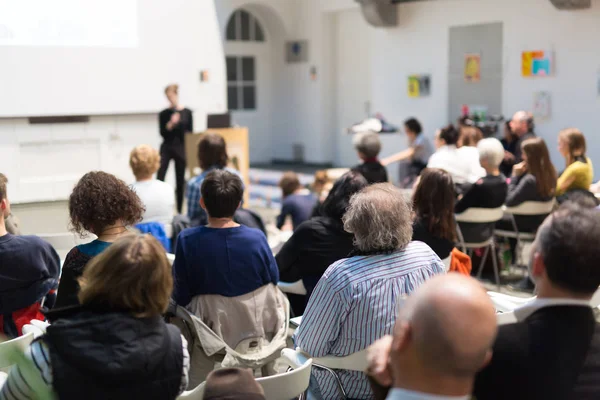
[279,172,301,198]
[130,145,160,180]
[0,173,7,201]
[164,84,179,95]
[201,170,243,218]
[198,133,228,170]
[78,234,172,317]
[459,126,483,147]
[69,171,144,236]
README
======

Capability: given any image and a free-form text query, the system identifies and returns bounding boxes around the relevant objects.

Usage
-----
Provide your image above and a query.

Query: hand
[504,151,515,162]
[170,112,181,125]
[512,161,527,176]
[366,335,393,387]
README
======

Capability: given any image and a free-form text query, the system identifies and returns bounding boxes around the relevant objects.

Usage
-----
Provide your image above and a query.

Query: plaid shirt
[186,167,243,221]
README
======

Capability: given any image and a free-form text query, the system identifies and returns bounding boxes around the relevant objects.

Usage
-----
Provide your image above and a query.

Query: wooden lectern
[184,127,250,205]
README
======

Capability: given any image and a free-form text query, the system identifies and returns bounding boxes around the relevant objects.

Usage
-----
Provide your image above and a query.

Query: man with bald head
[474,204,600,400]
[367,274,497,399]
[508,110,535,164]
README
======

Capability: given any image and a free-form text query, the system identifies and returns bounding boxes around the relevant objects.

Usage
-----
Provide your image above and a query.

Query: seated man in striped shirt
[295,183,445,399]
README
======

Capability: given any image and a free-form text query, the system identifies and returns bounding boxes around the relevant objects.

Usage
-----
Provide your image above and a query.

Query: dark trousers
[157,141,186,213]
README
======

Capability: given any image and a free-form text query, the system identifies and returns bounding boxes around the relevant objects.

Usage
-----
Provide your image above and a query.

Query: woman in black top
[158,84,193,213]
[412,168,456,260]
[275,171,368,315]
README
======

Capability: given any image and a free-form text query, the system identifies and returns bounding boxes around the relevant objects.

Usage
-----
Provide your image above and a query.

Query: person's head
[129,145,160,181]
[164,84,179,107]
[69,171,144,236]
[412,169,456,242]
[529,204,600,298]
[0,173,10,221]
[503,120,517,143]
[458,126,483,148]
[311,170,329,196]
[343,183,413,253]
[353,131,382,160]
[404,118,423,141]
[203,368,265,400]
[521,138,557,198]
[198,133,228,171]
[390,274,497,393]
[321,171,369,223]
[78,234,172,317]
[509,111,532,137]
[558,128,587,166]
[279,171,302,198]
[200,170,243,219]
[437,124,460,147]
[477,138,505,173]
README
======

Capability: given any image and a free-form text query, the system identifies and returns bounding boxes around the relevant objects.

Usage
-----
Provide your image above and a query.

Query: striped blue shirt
[295,241,445,399]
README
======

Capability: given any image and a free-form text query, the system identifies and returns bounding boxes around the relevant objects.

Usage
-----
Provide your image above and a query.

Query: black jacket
[352,161,388,184]
[44,306,184,400]
[474,305,600,400]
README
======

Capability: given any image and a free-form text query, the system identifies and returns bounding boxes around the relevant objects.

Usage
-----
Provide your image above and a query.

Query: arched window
[226,9,265,42]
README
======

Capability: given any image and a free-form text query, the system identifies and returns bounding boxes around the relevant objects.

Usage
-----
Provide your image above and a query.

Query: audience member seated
[309,170,332,217]
[412,168,456,260]
[473,204,600,400]
[295,183,444,400]
[366,274,497,400]
[130,144,175,251]
[0,234,190,400]
[186,133,242,225]
[276,171,317,231]
[351,131,388,184]
[500,121,519,177]
[203,368,265,400]
[172,170,278,307]
[55,171,144,308]
[0,173,60,338]
[457,126,485,178]
[506,111,536,166]
[556,128,593,198]
[381,118,433,188]
[455,138,508,214]
[276,171,368,314]
[428,124,484,187]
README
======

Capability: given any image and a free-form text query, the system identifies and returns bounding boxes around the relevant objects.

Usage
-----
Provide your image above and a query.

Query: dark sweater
[412,219,454,260]
[506,173,553,207]
[172,225,278,306]
[455,174,508,214]
[276,193,318,230]
[159,108,193,144]
[352,160,388,184]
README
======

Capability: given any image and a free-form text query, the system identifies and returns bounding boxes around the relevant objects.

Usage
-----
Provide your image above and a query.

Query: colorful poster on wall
[533,91,551,120]
[408,75,431,98]
[522,50,553,77]
[464,54,481,82]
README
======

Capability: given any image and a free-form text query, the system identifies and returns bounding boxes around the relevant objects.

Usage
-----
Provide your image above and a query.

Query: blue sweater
[276,193,317,231]
[172,225,278,306]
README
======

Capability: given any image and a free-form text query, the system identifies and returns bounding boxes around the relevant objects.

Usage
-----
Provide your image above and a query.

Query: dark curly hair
[69,171,144,236]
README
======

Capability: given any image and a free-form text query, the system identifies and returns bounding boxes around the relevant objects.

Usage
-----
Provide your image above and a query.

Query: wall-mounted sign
[408,75,431,98]
[464,53,481,82]
[286,40,308,63]
[522,50,553,77]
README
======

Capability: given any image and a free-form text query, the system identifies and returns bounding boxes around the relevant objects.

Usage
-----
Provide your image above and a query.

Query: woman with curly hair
[54,171,144,308]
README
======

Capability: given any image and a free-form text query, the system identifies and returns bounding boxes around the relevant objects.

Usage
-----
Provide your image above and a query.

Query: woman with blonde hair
[0,234,190,400]
[556,128,593,196]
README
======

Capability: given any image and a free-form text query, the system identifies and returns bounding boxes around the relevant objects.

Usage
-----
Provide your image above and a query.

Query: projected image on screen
[0,0,137,47]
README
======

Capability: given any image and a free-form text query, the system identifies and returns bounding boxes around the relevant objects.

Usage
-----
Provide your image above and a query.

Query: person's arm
[381,147,416,166]
[294,272,346,357]
[455,181,483,214]
[0,340,55,400]
[505,174,538,207]
[172,236,192,307]
[159,110,171,139]
[556,166,578,196]
[276,199,292,230]
[53,248,83,309]
[41,241,61,309]
[275,223,311,283]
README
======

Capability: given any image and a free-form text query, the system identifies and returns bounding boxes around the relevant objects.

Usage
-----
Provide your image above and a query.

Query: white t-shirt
[427,145,484,184]
[131,180,175,229]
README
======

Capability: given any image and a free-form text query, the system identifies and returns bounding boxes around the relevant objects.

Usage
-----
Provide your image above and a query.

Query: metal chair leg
[491,241,501,290]
[476,246,490,279]
[311,364,347,399]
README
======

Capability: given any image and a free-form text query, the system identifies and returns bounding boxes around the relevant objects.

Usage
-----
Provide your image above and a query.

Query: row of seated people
[2,174,600,399]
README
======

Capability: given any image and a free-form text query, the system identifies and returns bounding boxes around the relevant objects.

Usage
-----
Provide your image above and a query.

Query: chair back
[302,347,368,372]
[166,253,175,266]
[177,349,312,400]
[0,332,34,370]
[442,256,452,272]
[497,311,517,325]
[455,207,504,223]
[278,280,308,296]
[504,200,555,216]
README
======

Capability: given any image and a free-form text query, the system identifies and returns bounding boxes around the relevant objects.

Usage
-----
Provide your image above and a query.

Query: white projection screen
[0,0,226,117]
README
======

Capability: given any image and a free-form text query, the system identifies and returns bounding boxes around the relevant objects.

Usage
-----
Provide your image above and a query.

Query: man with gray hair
[508,110,535,164]
[352,131,389,184]
[367,274,498,400]
[295,183,444,399]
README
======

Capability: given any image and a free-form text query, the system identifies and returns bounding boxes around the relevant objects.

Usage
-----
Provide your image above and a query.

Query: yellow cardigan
[556,157,594,196]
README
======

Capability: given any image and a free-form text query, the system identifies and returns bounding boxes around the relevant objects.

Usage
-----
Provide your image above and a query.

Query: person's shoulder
[237,225,268,240]
[405,240,438,254]
[179,226,207,240]
[186,173,205,188]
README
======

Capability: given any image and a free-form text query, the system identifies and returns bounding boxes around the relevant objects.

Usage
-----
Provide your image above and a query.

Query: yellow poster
[464,54,481,82]
[408,76,420,98]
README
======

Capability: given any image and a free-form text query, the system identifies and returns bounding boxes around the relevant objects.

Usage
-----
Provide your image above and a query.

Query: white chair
[0,332,34,370]
[37,232,92,259]
[488,291,535,313]
[455,207,504,289]
[497,311,517,325]
[22,320,50,339]
[495,201,555,266]
[177,349,312,400]
[298,347,368,399]
[442,255,452,272]
[166,253,175,266]
[278,280,308,296]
